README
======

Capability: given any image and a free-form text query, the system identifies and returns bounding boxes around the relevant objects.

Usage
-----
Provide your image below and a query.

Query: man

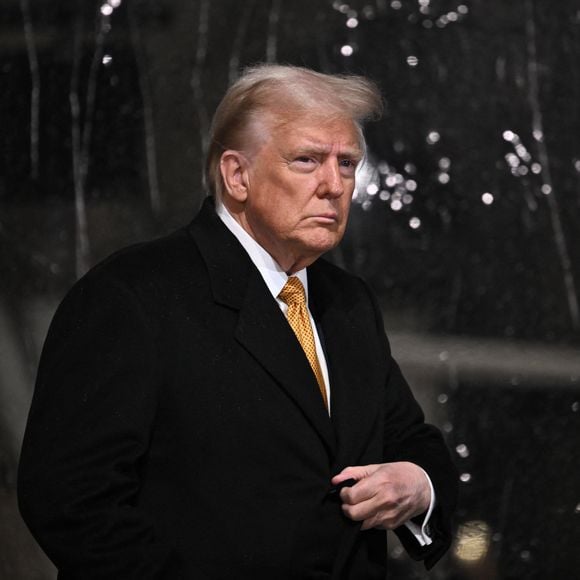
[18,65,457,579]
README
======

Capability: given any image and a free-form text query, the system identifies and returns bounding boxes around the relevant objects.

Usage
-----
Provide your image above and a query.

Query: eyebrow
[291,143,364,160]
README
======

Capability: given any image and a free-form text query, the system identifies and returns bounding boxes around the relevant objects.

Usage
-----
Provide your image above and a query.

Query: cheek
[252,199,295,237]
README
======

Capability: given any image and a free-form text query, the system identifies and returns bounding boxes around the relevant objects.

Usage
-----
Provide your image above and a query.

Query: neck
[284,256,316,276]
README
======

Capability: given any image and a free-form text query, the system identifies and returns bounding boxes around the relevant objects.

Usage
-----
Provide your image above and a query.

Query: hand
[331,462,431,531]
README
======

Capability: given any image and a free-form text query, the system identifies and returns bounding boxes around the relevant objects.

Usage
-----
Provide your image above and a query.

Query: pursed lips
[308,212,339,222]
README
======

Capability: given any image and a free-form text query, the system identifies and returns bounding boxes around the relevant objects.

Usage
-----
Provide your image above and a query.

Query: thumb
[331,464,380,486]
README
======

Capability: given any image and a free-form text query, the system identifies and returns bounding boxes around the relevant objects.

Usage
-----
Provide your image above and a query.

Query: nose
[318,159,345,198]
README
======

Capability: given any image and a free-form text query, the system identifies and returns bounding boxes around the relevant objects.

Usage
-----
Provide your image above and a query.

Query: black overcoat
[18,198,457,579]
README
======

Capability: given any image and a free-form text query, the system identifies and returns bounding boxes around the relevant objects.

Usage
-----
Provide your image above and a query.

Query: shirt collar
[215,201,309,302]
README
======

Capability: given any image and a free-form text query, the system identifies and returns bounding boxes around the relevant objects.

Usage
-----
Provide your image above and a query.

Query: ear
[220,150,250,203]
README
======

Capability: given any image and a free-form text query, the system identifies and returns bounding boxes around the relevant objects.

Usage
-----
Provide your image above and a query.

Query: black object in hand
[328,478,357,496]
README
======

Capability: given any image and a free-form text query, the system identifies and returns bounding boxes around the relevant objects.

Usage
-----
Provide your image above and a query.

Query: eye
[339,158,358,173]
[289,156,318,172]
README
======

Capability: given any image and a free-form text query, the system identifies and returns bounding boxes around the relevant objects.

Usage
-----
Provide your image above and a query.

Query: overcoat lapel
[235,274,336,454]
[309,262,382,472]
[188,198,336,455]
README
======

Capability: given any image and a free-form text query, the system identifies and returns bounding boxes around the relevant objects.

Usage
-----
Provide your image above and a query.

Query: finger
[331,464,379,486]
[341,484,411,524]
[361,517,380,531]
[339,466,395,505]
[339,476,377,505]
[361,510,408,531]
[372,501,419,530]
[345,503,406,530]
[361,515,382,531]
[341,495,376,521]
[361,515,389,531]
[340,494,394,523]
[359,505,409,531]
[341,487,406,519]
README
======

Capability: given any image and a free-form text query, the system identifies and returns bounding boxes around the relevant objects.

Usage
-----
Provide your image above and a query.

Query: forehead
[253,112,363,158]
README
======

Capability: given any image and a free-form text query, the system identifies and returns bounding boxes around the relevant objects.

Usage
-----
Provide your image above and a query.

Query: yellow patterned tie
[278,277,328,410]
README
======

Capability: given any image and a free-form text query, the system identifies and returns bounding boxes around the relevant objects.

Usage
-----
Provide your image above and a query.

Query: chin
[303,235,340,256]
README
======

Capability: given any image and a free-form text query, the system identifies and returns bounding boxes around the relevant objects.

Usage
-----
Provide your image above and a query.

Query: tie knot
[278,277,306,306]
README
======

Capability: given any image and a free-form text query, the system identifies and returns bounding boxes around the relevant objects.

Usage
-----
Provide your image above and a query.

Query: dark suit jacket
[18,198,457,579]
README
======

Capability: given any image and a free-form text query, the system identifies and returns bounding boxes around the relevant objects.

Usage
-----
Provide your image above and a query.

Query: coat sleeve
[363,281,458,569]
[17,272,202,579]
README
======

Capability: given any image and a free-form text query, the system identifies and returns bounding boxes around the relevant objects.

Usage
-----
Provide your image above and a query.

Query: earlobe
[220,150,249,203]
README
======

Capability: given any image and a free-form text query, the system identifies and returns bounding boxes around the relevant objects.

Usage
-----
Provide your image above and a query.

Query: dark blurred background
[1,0,579,578]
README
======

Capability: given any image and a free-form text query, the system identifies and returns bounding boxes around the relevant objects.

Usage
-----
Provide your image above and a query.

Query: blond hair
[205,64,383,198]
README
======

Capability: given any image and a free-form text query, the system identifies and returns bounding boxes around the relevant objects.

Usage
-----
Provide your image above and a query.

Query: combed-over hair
[205,64,383,199]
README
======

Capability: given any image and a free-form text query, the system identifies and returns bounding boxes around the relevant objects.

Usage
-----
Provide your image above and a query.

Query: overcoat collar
[187,198,380,465]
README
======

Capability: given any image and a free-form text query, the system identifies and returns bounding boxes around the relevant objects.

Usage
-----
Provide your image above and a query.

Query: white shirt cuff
[403,467,435,547]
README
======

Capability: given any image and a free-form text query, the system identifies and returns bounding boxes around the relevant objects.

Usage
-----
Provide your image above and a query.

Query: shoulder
[88,223,210,293]
[57,225,208,321]
[89,226,202,288]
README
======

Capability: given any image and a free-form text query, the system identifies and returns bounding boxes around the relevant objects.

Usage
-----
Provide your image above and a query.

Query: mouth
[310,213,339,224]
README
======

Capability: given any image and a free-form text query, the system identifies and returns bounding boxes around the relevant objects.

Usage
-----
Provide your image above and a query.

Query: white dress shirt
[216,201,434,547]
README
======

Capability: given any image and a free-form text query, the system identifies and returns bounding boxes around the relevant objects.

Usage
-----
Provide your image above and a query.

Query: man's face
[237,115,362,273]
